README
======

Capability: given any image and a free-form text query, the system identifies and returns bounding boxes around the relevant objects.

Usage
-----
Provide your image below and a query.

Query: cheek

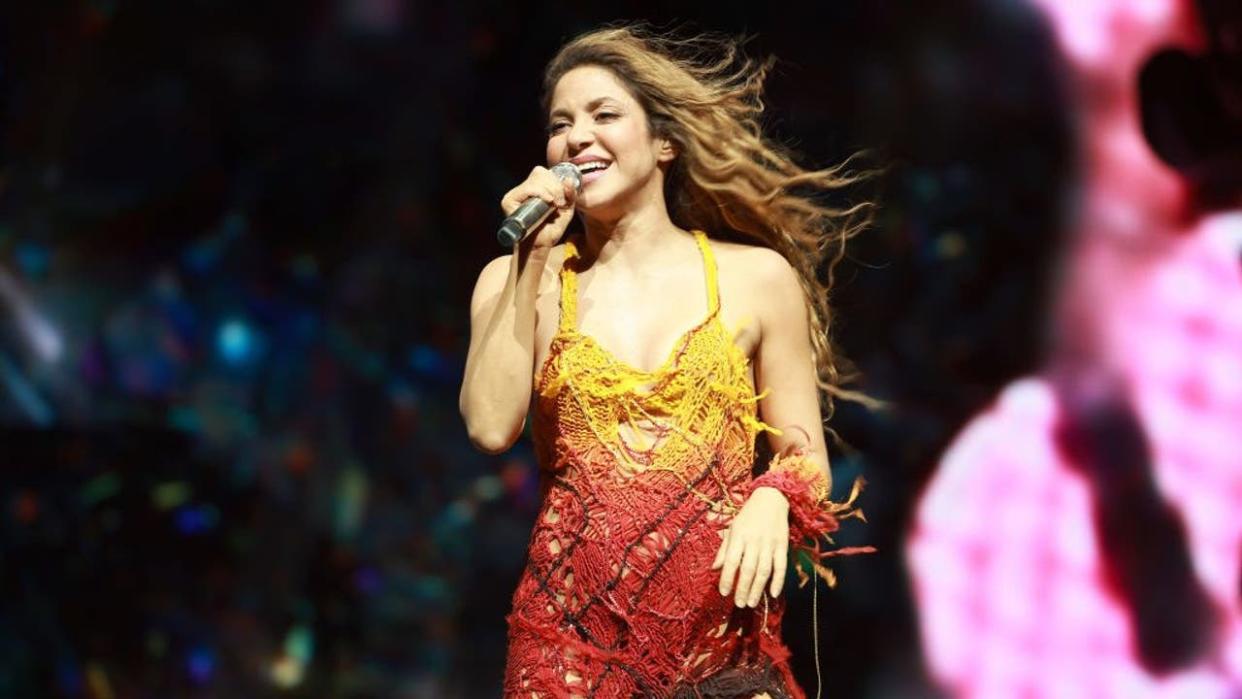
[602,131,648,168]
[546,137,565,165]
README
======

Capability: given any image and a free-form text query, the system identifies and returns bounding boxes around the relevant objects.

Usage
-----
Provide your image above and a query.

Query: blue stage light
[217,318,253,364]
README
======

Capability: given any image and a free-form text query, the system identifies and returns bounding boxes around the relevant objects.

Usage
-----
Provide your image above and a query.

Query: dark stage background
[0,1,1074,696]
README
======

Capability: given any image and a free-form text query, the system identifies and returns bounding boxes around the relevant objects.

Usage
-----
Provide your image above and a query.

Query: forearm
[746,447,871,588]
[460,247,550,452]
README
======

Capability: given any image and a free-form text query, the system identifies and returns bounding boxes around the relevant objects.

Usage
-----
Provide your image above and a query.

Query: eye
[547,122,569,135]
[595,111,619,121]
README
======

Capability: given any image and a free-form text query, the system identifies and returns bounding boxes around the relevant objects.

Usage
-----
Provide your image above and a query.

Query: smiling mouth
[577,162,610,182]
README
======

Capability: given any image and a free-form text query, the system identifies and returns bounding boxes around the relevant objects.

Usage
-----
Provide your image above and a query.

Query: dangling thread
[813,574,822,699]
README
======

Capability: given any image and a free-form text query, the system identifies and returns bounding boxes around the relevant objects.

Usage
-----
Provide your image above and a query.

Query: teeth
[578,162,609,173]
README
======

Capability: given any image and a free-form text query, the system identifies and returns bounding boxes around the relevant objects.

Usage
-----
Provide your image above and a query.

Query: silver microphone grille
[551,162,582,192]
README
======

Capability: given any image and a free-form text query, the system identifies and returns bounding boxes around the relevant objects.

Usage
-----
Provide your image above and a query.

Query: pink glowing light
[907,1,1242,696]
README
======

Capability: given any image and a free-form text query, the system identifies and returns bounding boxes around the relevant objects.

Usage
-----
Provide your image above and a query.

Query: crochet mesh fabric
[504,231,867,698]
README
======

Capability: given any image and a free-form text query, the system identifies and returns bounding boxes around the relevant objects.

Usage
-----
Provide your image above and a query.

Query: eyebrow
[548,97,621,120]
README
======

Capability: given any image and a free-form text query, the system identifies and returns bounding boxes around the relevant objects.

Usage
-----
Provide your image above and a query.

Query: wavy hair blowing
[542,24,876,422]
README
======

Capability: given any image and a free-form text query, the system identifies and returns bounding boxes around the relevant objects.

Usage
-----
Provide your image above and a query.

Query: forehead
[548,65,638,113]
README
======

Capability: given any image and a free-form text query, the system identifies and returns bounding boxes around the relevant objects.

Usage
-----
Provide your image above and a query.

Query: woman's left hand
[713,486,790,607]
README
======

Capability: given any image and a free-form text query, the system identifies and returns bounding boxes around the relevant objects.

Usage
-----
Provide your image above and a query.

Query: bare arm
[715,248,833,606]
[459,248,554,453]
[753,249,832,493]
[459,167,577,454]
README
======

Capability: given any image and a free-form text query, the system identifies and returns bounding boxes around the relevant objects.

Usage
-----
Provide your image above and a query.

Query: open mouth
[577,161,611,183]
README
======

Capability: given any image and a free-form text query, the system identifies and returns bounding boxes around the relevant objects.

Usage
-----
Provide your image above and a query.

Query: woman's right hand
[500,165,579,250]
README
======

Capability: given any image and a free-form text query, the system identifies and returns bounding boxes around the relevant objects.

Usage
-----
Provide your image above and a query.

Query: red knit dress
[503,231,868,698]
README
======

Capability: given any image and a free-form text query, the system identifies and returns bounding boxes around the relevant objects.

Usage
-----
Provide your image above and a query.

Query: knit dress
[503,231,868,698]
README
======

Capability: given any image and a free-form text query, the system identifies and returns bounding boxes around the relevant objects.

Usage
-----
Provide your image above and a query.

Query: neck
[575,187,690,269]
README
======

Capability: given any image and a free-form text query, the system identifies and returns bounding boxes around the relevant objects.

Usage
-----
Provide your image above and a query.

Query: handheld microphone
[497,162,583,248]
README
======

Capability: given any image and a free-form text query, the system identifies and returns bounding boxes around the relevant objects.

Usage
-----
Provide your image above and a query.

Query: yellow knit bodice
[532,231,779,501]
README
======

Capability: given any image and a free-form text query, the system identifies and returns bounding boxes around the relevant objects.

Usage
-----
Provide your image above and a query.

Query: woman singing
[459,24,871,699]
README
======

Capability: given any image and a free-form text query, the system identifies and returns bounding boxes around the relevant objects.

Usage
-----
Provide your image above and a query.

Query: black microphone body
[497,162,583,248]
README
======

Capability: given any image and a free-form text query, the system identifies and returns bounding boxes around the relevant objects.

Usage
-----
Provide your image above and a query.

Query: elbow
[460,406,523,454]
[467,426,517,455]
[459,386,526,454]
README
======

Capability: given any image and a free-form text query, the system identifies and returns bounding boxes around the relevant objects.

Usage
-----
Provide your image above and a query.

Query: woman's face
[546,65,674,216]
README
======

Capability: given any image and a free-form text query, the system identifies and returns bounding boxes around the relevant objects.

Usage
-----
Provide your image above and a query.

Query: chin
[575,190,615,215]
[578,182,640,217]
[577,200,626,224]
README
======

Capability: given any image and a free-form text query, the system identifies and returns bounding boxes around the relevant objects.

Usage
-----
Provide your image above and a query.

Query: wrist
[515,239,554,268]
[752,486,789,508]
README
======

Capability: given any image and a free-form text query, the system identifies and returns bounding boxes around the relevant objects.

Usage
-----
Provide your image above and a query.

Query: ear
[656,138,678,164]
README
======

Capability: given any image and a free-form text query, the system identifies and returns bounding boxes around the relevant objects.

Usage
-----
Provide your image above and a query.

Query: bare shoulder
[470,244,569,310]
[476,253,512,283]
[707,238,802,304]
[470,254,511,311]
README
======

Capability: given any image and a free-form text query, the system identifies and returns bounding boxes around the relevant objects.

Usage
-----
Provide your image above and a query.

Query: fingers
[717,531,744,597]
[711,529,727,570]
[770,538,788,598]
[747,539,774,607]
[502,183,561,212]
[717,529,786,606]
[733,544,759,608]
[500,166,572,216]
[551,175,569,208]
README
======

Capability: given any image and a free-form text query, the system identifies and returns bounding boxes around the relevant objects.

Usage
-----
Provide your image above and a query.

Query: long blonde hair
[542,24,876,422]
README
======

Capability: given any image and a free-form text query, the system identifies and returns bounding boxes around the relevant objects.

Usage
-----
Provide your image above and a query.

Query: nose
[566,119,593,153]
